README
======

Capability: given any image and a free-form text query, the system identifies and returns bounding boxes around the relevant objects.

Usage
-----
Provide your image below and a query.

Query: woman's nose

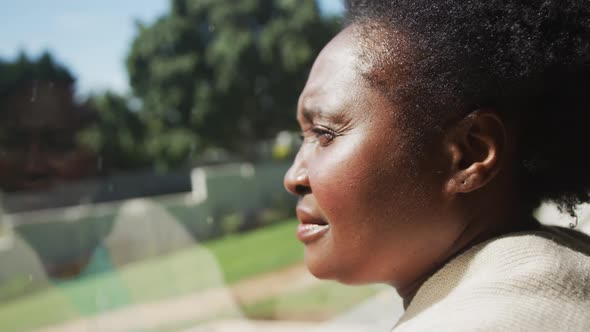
[284,154,311,196]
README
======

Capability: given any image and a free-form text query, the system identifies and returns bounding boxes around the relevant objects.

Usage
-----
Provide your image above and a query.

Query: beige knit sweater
[393,227,590,331]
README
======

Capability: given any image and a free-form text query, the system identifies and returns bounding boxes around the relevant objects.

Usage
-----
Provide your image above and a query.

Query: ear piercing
[570,215,579,229]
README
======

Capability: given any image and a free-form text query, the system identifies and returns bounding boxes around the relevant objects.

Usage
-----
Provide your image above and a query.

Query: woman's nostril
[295,184,311,196]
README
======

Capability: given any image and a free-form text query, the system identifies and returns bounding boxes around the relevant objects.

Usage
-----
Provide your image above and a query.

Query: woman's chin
[303,247,334,279]
[303,249,384,285]
[303,248,356,283]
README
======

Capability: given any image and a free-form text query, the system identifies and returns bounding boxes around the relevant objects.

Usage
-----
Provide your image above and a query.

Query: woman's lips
[295,207,329,244]
[297,223,330,244]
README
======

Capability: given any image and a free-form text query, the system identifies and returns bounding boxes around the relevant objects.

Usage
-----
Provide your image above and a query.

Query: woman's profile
[284,0,590,330]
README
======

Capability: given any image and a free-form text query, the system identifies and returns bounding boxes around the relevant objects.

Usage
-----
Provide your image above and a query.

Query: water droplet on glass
[30,81,38,102]
[97,156,103,171]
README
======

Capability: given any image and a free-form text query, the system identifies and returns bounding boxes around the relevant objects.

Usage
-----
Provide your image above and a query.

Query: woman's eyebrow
[301,106,347,124]
[301,107,321,123]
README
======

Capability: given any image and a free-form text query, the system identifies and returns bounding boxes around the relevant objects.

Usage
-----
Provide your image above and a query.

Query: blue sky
[0,0,344,95]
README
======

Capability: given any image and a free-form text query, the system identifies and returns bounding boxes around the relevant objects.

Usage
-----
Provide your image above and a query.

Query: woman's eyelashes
[301,126,338,146]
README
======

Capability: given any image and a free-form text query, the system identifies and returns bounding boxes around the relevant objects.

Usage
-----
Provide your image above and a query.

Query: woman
[284,0,590,331]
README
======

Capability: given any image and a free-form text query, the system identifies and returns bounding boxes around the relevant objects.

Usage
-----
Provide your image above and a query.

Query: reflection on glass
[0,1,403,331]
[0,81,98,212]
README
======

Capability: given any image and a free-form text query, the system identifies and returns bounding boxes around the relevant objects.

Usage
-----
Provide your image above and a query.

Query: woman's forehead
[308,28,360,84]
[298,28,367,116]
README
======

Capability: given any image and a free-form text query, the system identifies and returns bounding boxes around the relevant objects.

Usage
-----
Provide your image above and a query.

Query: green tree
[0,51,74,99]
[0,52,149,172]
[127,0,339,167]
[83,92,149,171]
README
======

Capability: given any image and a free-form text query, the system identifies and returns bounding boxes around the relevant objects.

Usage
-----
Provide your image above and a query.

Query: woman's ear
[443,110,507,195]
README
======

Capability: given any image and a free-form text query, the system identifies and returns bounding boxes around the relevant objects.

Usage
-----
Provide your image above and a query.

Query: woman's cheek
[309,155,367,224]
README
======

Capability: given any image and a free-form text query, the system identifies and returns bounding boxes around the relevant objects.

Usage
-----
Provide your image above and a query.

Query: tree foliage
[0,1,340,172]
[84,92,149,170]
[127,0,339,166]
[0,52,74,100]
[0,52,149,172]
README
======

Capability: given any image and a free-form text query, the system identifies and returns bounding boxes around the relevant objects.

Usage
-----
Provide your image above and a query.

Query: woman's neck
[396,210,540,309]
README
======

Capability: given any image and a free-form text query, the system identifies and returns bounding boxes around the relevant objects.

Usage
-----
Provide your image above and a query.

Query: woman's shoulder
[394,226,590,331]
[469,225,590,270]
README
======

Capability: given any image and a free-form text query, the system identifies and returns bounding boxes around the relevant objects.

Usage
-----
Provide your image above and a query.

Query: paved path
[188,289,403,332]
[33,264,321,332]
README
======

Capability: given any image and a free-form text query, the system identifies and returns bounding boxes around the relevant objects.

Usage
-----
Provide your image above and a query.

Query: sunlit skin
[284,26,529,305]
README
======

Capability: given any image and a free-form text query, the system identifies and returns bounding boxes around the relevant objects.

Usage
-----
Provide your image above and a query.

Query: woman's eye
[311,127,336,146]
[300,126,338,146]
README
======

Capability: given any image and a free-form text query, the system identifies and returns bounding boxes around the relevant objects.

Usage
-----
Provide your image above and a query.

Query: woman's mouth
[296,207,330,244]
[296,222,330,244]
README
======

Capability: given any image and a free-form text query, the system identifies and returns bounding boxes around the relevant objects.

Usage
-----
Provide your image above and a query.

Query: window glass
[0,1,404,331]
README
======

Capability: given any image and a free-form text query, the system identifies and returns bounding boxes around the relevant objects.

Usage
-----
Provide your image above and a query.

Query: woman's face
[284,27,466,288]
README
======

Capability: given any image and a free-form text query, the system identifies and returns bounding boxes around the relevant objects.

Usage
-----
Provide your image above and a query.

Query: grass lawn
[0,220,303,332]
[205,220,302,283]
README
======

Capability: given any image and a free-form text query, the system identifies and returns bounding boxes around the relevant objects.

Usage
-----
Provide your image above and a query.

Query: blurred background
[0,1,403,331]
[3,1,588,331]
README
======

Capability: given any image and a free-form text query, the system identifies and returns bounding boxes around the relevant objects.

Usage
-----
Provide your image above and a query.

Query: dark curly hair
[345,0,590,217]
